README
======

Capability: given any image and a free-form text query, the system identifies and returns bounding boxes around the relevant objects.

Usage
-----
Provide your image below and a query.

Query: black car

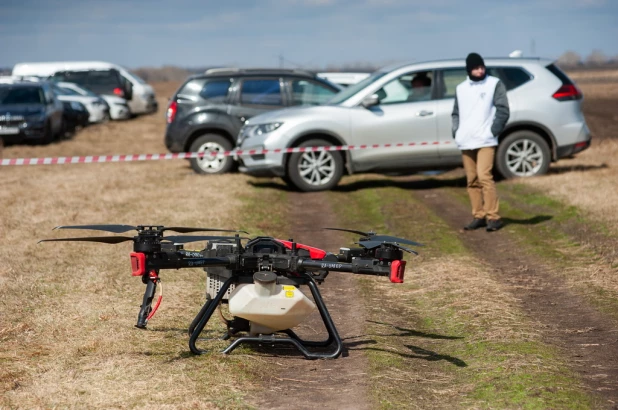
[0,81,64,145]
[61,100,90,135]
[164,68,341,174]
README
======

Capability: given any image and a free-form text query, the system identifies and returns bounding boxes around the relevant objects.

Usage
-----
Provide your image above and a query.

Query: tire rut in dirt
[412,188,618,406]
[250,192,372,410]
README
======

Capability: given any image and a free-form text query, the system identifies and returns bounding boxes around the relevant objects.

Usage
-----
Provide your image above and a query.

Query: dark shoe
[486,219,504,232]
[464,218,486,230]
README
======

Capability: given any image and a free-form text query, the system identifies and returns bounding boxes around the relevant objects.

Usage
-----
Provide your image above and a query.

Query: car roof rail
[204,67,240,74]
[202,67,316,77]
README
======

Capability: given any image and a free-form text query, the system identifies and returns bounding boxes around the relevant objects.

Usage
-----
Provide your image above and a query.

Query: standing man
[452,52,510,232]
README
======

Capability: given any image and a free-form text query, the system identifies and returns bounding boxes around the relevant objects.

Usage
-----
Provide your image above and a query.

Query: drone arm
[298,257,406,283]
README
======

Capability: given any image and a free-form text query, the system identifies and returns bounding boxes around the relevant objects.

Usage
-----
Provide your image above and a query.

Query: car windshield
[0,86,44,104]
[57,86,81,96]
[61,83,99,97]
[326,71,387,105]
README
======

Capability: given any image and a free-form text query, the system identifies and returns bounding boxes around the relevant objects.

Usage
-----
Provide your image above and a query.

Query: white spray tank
[228,271,316,335]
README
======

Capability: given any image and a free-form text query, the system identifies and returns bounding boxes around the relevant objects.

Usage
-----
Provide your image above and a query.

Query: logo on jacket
[480,92,486,99]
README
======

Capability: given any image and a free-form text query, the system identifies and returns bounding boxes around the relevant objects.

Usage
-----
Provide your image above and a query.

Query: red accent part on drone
[275,239,327,259]
[147,295,163,321]
[146,271,162,320]
[389,260,406,283]
[130,252,146,276]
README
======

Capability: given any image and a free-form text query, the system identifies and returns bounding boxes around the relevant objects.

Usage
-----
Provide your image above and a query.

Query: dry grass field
[1,71,617,409]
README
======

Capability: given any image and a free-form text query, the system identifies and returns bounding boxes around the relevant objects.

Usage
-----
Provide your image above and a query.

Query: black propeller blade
[53,224,249,234]
[54,224,138,233]
[324,227,374,237]
[161,235,249,244]
[38,236,134,244]
[358,240,419,255]
[367,235,424,247]
[324,227,423,247]
[163,227,249,234]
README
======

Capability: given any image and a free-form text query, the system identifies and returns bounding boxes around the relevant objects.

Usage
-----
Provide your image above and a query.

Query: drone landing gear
[188,278,343,360]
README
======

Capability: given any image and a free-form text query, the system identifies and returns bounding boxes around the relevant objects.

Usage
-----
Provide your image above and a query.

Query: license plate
[0,126,19,135]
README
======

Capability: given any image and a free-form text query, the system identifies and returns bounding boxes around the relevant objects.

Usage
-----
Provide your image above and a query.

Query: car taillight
[113,87,125,98]
[166,101,177,124]
[552,84,582,101]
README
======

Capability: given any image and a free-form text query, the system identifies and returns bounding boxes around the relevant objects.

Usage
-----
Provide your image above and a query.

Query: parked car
[60,100,89,134]
[237,58,592,192]
[164,68,342,174]
[317,72,370,88]
[0,80,64,145]
[52,83,109,123]
[54,82,130,121]
[12,61,158,115]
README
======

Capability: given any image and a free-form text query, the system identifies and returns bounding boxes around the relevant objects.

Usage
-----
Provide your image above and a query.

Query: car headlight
[254,122,283,136]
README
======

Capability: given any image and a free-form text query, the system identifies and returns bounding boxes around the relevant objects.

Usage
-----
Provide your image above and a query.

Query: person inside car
[407,73,432,102]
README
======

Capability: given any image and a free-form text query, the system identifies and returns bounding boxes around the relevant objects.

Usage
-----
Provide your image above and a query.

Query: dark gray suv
[164,68,341,174]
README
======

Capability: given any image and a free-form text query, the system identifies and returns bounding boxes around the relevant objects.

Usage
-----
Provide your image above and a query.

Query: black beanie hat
[466,53,485,74]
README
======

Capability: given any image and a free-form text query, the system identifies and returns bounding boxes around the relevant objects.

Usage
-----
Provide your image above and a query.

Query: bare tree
[585,49,608,66]
[556,51,582,67]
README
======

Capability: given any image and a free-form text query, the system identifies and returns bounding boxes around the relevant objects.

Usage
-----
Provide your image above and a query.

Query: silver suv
[237,58,591,192]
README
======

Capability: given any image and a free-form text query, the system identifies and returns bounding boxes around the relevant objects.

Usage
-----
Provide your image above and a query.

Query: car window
[240,79,283,106]
[199,80,231,102]
[489,67,532,90]
[327,71,387,105]
[290,79,337,106]
[440,69,468,99]
[375,71,434,104]
[87,70,122,87]
[50,70,122,93]
[0,86,44,104]
[58,86,81,96]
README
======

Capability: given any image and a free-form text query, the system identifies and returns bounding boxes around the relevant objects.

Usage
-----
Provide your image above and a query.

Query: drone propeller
[324,227,424,247]
[358,240,419,255]
[39,235,248,245]
[38,236,134,244]
[53,224,249,234]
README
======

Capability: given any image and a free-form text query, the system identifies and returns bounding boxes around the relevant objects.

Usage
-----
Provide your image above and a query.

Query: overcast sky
[0,0,616,70]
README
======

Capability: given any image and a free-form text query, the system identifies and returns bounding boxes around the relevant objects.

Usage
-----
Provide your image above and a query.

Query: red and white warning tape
[0,140,453,166]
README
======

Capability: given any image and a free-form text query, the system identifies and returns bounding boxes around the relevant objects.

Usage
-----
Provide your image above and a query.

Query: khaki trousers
[461,147,500,220]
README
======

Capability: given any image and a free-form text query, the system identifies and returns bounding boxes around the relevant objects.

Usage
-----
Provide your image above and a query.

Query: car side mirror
[361,94,379,108]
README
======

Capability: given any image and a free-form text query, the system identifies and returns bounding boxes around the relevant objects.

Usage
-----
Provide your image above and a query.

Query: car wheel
[496,131,551,179]
[286,139,344,192]
[189,134,235,175]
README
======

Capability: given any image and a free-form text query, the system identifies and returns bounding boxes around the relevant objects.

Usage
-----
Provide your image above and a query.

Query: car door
[349,70,439,171]
[434,68,467,164]
[227,77,285,133]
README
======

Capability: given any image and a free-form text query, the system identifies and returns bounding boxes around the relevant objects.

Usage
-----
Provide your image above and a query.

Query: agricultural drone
[40,224,422,359]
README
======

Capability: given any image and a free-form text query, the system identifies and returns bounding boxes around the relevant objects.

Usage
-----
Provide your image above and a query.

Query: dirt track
[250,192,372,410]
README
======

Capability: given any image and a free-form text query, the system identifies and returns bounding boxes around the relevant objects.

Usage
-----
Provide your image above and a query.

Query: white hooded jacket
[451,75,510,150]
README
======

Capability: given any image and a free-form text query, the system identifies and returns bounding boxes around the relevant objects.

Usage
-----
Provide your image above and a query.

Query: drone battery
[389,260,406,283]
[204,242,237,301]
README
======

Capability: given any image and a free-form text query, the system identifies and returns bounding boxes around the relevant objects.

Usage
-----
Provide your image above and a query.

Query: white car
[57,82,130,121]
[52,83,109,123]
